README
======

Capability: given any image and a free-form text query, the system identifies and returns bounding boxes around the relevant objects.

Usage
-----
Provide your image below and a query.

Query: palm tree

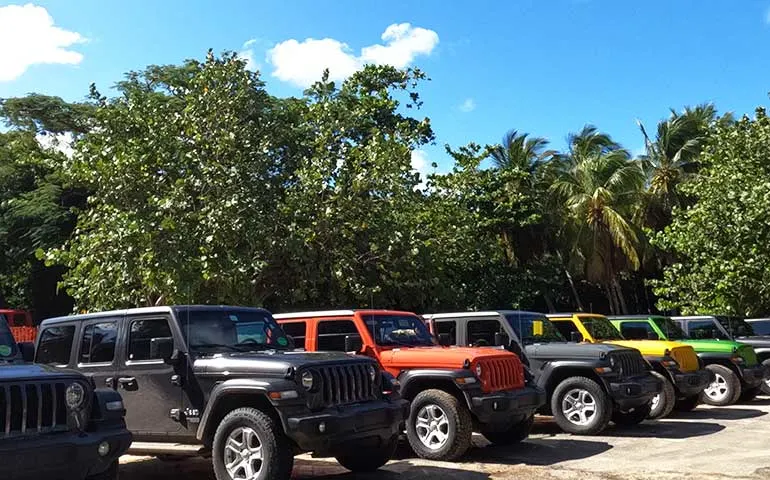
[551,126,644,314]
[489,130,556,184]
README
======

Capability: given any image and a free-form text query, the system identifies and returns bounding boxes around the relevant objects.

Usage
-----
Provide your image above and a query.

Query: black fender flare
[195,378,298,442]
[696,352,742,376]
[397,369,476,409]
[535,360,607,392]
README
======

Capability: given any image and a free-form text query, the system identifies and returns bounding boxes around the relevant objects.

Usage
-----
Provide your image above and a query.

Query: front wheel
[761,359,770,395]
[85,461,118,480]
[551,376,612,435]
[212,407,294,480]
[335,435,398,472]
[406,389,472,460]
[648,372,675,420]
[612,403,651,427]
[700,364,741,406]
[481,415,534,446]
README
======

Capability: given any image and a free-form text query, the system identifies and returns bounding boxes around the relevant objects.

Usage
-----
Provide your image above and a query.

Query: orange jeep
[0,309,36,342]
[274,309,545,461]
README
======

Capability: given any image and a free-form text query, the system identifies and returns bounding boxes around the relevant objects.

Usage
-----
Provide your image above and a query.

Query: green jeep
[610,315,765,408]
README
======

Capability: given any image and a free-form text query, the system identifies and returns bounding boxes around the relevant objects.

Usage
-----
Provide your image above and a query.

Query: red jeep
[275,309,545,460]
[0,309,36,342]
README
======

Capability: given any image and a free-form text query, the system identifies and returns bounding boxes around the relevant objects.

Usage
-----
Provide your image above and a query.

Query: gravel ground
[121,398,770,480]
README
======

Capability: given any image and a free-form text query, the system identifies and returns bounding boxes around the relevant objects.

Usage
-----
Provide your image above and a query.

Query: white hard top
[273,310,357,320]
[423,311,536,319]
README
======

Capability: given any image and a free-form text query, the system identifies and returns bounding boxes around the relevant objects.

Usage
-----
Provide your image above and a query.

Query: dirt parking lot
[121,399,770,480]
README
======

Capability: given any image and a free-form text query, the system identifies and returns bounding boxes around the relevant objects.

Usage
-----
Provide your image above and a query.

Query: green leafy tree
[653,108,770,315]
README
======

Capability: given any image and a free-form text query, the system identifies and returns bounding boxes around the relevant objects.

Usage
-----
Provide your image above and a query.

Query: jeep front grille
[308,364,377,409]
[613,351,647,377]
[0,381,69,439]
[476,357,525,393]
[670,346,699,372]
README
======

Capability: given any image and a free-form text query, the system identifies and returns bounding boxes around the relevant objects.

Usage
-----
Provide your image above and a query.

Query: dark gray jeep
[0,309,131,480]
[36,305,408,480]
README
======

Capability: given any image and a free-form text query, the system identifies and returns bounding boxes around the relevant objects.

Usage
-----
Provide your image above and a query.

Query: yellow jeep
[548,313,711,419]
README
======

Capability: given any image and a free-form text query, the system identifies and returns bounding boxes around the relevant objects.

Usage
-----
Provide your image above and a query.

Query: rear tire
[648,372,675,420]
[675,395,700,412]
[612,403,651,427]
[335,435,398,472]
[700,364,741,406]
[406,389,473,460]
[212,407,294,480]
[551,376,612,435]
[761,360,770,395]
[481,415,534,446]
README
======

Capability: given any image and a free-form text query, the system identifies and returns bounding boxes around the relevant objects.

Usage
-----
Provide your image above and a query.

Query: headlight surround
[301,371,315,391]
[475,363,483,378]
[65,382,87,410]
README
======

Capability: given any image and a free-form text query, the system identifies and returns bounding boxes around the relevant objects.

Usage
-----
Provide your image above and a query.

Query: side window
[435,320,456,344]
[128,318,174,361]
[467,320,503,347]
[688,320,717,339]
[36,326,76,365]
[281,322,306,349]
[79,321,118,364]
[554,321,582,341]
[619,321,656,340]
[317,320,358,351]
[12,314,27,327]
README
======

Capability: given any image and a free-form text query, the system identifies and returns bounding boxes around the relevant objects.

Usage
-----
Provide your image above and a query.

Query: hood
[0,363,84,382]
[193,350,373,376]
[379,346,515,370]
[604,340,684,356]
[525,342,632,359]
[681,339,743,354]
[733,336,770,348]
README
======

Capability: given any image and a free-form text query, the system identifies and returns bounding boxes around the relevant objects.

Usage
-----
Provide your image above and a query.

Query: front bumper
[606,373,662,409]
[739,364,769,387]
[284,399,409,455]
[466,385,546,424]
[673,368,713,396]
[0,426,132,480]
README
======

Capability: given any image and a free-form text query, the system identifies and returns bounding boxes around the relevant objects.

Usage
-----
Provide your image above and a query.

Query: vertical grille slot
[477,357,525,392]
[309,363,376,409]
[613,351,646,377]
[0,381,69,439]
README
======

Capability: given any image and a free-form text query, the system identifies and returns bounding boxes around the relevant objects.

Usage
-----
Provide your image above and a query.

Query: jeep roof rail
[274,309,416,320]
[424,310,543,319]
[41,304,272,325]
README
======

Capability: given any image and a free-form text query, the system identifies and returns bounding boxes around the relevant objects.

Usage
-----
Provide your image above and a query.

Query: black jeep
[36,305,408,480]
[0,309,131,480]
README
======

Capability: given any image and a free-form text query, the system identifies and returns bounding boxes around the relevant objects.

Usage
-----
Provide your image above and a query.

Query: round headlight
[475,363,483,378]
[301,371,315,391]
[368,364,377,382]
[65,382,86,410]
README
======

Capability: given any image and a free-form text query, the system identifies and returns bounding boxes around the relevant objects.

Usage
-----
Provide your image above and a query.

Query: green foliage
[653,108,770,315]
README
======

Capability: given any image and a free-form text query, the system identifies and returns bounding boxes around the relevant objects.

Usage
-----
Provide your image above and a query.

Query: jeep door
[74,316,121,395]
[117,313,191,439]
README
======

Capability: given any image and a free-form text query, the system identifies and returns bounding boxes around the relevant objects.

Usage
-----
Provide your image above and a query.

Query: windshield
[748,320,770,335]
[364,314,435,347]
[177,308,290,354]
[504,313,565,345]
[716,316,755,337]
[581,316,623,340]
[0,315,19,360]
[652,317,689,340]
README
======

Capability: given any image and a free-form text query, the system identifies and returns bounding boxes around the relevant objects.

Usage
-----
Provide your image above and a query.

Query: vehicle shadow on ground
[669,407,767,421]
[739,398,770,406]
[119,456,492,480]
[527,418,724,439]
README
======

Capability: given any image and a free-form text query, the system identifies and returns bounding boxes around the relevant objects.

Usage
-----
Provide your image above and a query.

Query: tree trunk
[604,283,617,314]
[612,277,629,314]
[557,251,584,311]
[543,292,556,313]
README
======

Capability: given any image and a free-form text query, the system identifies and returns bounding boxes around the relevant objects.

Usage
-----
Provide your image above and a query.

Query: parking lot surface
[121,399,770,480]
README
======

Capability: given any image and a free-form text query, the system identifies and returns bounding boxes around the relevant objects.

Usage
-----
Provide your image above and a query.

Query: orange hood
[379,346,516,370]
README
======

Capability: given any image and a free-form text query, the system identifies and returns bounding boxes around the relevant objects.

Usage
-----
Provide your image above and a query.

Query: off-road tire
[740,385,762,402]
[700,364,741,406]
[648,372,675,420]
[212,407,294,480]
[612,403,651,427]
[760,359,770,395]
[335,435,398,472]
[85,460,118,480]
[675,394,700,412]
[406,389,473,460]
[481,414,534,446]
[551,376,612,435]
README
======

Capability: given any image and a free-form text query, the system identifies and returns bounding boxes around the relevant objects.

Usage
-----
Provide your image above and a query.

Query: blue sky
[2,1,770,173]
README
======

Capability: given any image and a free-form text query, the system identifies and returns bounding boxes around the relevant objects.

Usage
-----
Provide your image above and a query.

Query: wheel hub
[415,404,450,450]
[224,426,263,480]
[705,373,728,401]
[562,388,597,426]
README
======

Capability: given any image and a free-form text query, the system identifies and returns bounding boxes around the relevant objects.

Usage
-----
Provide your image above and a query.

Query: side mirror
[437,333,451,346]
[494,332,509,347]
[163,347,183,366]
[17,342,34,362]
[647,331,658,340]
[570,331,583,342]
[344,334,363,353]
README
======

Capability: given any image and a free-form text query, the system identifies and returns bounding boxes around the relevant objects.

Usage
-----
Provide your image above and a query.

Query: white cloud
[0,4,85,82]
[411,149,434,189]
[37,131,74,157]
[458,98,476,113]
[268,23,439,88]
[238,38,261,71]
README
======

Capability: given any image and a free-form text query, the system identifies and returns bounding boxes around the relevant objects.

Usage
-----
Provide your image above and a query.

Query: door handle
[118,377,137,390]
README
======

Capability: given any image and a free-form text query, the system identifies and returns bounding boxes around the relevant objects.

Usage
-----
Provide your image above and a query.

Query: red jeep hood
[379,346,515,370]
